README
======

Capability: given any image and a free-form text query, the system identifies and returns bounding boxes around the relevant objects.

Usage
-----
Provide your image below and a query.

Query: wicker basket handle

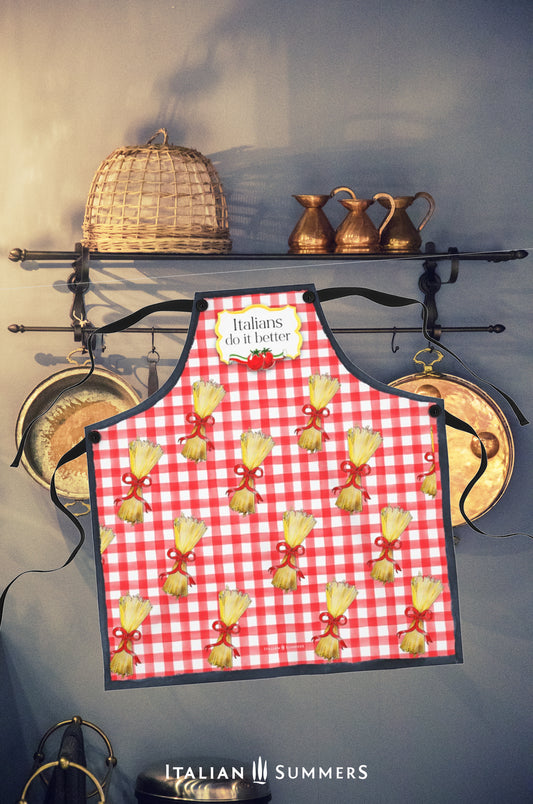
[146,128,169,146]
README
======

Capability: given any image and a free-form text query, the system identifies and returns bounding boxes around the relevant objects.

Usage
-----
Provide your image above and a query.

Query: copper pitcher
[331,186,396,253]
[288,194,335,254]
[378,191,435,253]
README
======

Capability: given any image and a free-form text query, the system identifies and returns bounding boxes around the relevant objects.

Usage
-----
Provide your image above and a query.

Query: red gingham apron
[87,285,460,687]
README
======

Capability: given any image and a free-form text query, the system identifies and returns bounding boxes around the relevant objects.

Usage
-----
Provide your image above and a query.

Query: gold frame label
[215,304,302,365]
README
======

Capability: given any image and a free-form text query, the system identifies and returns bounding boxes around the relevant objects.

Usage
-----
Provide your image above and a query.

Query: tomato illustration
[261,349,274,369]
[247,350,264,371]
[230,349,284,370]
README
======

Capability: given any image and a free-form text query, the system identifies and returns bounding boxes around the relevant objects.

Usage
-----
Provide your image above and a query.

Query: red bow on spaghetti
[332,461,371,499]
[159,547,196,583]
[269,541,306,578]
[417,451,436,480]
[178,412,216,448]
[295,403,330,437]
[205,620,241,657]
[226,464,264,501]
[312,612,349,649]
[397,606,434,642]
[366,535,402,571]
[114,473,152,510]
[111,626,142,664]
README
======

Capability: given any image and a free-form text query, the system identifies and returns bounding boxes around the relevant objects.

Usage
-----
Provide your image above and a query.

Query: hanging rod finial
[9,247,26,262]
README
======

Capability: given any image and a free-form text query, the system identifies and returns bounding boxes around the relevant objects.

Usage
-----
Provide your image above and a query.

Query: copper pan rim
[389,369,515,527]
[15,365,141,500]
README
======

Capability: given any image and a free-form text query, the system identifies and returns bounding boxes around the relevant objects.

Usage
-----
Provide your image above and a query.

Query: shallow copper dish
[389,351,514,526]
[16,365,140,500]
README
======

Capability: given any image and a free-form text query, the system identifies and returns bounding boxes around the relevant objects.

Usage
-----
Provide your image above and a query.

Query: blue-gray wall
[1,2,531,801]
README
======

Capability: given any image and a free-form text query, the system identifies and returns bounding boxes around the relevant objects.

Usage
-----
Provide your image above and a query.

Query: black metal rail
[8,246,529,263]
[7,242,526,346]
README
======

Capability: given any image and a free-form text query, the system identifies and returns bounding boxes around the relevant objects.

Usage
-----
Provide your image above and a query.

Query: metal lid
[135,757,271,801]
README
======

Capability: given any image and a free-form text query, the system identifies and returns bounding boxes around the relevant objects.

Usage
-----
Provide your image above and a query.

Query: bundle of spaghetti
[99,526,116,554]
[228,430,275,515]
[180,379,226,462]
[206,588,252,668]
[116,439,164,524]
[368,506,412,584]
[398,574,443,656]
[419,428,437,497]
[270,510,317,591]
[313,581,358,660]
[334,425,382,512]
[110,594,152,677]
[296,374,340,452]
[161,514,207,598]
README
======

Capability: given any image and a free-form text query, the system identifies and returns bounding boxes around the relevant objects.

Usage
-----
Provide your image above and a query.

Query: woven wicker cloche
[82,128,231,253]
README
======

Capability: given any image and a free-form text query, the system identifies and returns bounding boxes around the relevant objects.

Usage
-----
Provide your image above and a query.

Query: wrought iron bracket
[418,242,461,340]
[67,242,93,347]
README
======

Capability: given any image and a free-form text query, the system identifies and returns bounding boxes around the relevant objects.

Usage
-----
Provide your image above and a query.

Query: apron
[86,284,462,688]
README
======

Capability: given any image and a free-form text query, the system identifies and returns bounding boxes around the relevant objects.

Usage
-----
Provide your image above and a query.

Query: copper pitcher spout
[288,193,335,254]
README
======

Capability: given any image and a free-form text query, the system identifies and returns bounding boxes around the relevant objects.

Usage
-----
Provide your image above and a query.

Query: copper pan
[389,349,514,526]
[15,351,140,500]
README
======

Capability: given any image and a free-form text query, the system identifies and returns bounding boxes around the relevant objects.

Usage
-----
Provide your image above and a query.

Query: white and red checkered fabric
[89,287,459,686]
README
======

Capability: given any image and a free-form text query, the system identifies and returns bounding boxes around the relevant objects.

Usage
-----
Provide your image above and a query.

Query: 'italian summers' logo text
[252,755,268,784]
[253,756,368,783]
[166,756,368,786]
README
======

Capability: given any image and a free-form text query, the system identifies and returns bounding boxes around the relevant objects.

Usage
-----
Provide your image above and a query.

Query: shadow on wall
[58,0,531,255]
[209,143,432,253]
[121,0,450,252]
[5,0,531,256]
[76,136,439,255]
[0,637,36,801]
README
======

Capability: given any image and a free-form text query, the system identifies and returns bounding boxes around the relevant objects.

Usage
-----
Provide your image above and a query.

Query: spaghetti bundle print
[86,287,459,686]
[115,439,163,524]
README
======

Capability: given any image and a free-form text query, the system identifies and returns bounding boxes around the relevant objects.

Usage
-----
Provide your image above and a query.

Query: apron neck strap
[317,286,528,426]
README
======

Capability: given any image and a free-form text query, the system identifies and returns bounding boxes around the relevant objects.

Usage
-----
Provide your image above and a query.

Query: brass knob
[471,431,500,459]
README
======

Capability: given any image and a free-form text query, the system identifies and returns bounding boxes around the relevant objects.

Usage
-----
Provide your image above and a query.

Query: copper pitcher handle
[413,192,436,232]
[330,186,357,199]
[372,192,396,236]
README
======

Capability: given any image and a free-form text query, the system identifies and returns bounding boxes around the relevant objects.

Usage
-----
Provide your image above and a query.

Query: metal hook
[412,347,444,374]
[148,328,160,362]
[66,348,91,367]
[391,327,400,353]
[65,500,91,517]
[147,328,160,396]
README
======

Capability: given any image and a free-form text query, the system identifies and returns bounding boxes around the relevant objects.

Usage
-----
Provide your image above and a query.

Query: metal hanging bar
[8,323,505,336]
[8,245,529,263]
[7,241,522,346]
